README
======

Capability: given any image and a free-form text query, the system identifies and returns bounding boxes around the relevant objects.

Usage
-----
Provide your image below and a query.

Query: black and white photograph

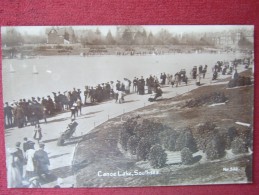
[1,25,254,188]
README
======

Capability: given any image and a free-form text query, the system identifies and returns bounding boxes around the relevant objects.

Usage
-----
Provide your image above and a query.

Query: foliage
[2,27,24,46]
[148,144,167,168]
[181,147,193,165]
[184,92,228,108]
[119,116,165,159]
[136,138,152,161]
[205,134,226,160]
[192,122,217,151]
[231,137,248,154]
[227,76,252,88]
[134,119,163,145]
[175,128,197,152]
[192,122,226,160]
[228,126,238,141]
[160,129,179,151]
[127,135,140,155]
[225,126,238,149]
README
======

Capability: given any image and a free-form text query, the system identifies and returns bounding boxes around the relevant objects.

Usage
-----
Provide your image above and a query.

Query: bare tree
[2,27,24,46]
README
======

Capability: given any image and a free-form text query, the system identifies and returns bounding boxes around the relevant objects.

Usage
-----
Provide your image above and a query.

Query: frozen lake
[2,53,244,102]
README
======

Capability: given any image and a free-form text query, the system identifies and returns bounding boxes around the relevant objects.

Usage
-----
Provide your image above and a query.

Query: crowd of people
[8,140,50,188]
[4,57,252,129]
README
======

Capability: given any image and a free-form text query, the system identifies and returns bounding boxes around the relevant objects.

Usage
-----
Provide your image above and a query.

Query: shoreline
[3,52,250,104]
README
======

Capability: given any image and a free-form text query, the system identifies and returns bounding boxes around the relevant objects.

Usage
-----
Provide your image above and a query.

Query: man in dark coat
[138,76,145,95]
[133,77,138,92]
[12,142,24,178]
[4,102,13,127]
[71,88,78,103]
[34,143,50,179]
[46,96,54,115]
[14,103,25,128]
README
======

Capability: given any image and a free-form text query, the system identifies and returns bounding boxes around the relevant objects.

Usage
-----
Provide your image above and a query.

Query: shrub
[148,144,167,168]
[119,117,138,150]
[181,147,193,165]
[238,127,253,149]
[175,128,197,152]
[231,137,248,154]
[228,126,238,141]
[127,135,140,155]
[236,77,245,86]
[159,128,179,151]
[184,92,227,108]
[134,119,163,145]
[244,77,252,85]
[227,76,252,88]
[225,126,238,149]
[122,118,138,135]
[227,79,236,88]
[192,122,216,151]
[205,134,226,160]
[119,116,166,160]
[136,138,152,161]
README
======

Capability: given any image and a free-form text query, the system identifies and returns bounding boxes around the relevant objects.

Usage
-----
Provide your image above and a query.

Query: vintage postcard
[1,25,254,188]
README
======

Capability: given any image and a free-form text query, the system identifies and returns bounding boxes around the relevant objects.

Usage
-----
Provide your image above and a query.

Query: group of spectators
[4,57,252,128]
[8,140,50,188]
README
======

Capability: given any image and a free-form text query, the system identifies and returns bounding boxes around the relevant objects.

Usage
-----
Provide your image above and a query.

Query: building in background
[46,27,76,44]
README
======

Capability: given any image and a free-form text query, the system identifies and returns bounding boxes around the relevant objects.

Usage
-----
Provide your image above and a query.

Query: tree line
[2,26,253,48]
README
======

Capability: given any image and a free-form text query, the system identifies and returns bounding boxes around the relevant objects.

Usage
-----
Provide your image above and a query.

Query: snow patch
[208,102,226,107]
[235,122,251,127]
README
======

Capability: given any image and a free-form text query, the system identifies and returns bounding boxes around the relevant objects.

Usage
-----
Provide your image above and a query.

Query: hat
[39,143,45,148]
[15,142,21,147]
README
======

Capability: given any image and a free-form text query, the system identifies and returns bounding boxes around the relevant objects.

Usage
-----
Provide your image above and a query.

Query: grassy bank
[73,70,253,187]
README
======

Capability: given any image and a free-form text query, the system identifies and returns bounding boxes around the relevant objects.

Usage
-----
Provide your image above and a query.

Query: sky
[1,25,254,36]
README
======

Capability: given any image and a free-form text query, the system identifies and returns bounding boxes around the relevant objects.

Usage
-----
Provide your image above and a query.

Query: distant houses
[46,27,76,44]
